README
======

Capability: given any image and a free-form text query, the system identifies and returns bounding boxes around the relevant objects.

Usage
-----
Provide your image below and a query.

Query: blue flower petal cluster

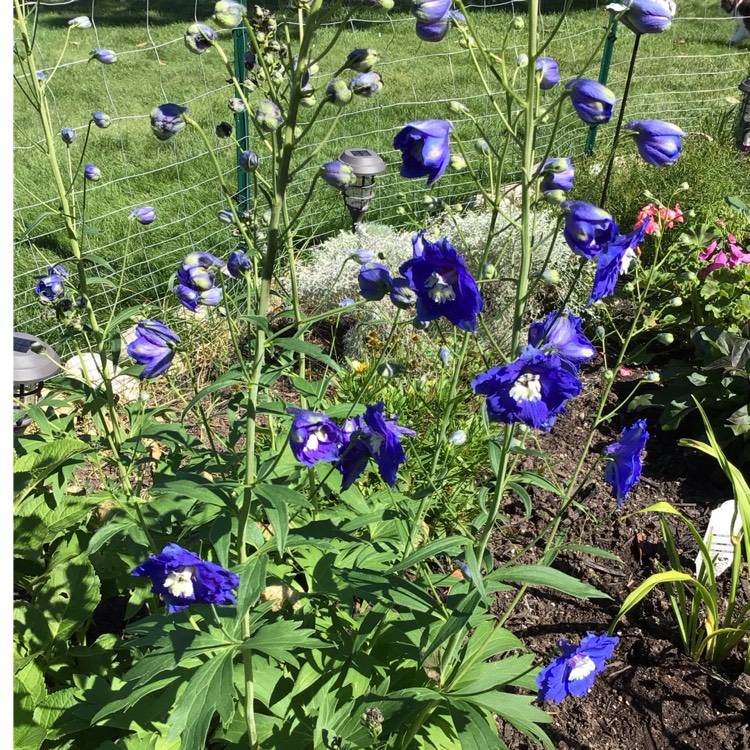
[129,206,156,225]
[287,403,414,490]
[535,57,560,90]
[84,164,101,181]
[588,224,646,305]
[127,319,180,379]
[131,543,239,613]
[60,128,76,144]
[287,407,342,467]
[173,252,225,311]
[227,247,252,278]
[399,232,484,332]
[561,200,619,260]
[603,419,649,506]
[184,23,218,54]
[393,119,453,186]
[91,111,111,128]
[537,157,574,200]
[358,262,393,301]
[624,119,686,167]
[35,264,68,302]
[607,0,675,35]
[151,104,188,141]
[90,48,117,64]
[472,347,583,431]
[537,633,619,703]
[411,0,465,42]
[566,78,616,125]
[528,310,596,373]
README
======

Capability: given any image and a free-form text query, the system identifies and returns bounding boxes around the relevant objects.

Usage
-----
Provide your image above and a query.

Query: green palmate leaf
[449,654,538,695]
[239,620,330,668]
[14,437,88,505]
[490,565,609,600]
[232,555,268,633]
[335,569,439,613]
[33,555,100,644]
[91,675,183,725]
[254,482,310,508]
[461,692,553,750]
[272,336,340,372]
[87,516,139,555]
[258,494,289,555]
[166,646,237,750]
[447,699,505,750]
[389,536,466,573]
[422,591,486,666]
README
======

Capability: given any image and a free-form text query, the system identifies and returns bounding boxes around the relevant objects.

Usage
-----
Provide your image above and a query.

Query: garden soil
[492,368,750,750]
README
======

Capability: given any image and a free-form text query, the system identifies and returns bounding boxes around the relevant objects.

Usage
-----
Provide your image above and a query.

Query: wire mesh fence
[14,0,750,348]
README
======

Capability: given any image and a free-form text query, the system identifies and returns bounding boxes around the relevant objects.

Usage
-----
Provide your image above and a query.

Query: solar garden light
[738,77,750,153]
[13,332,61,434]
[338,147,387,232]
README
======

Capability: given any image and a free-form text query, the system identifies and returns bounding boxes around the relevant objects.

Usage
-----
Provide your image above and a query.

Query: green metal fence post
[233,1,251,212]
[584,20,618,157]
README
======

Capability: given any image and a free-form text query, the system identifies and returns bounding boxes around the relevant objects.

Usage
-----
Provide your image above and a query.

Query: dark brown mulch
[487,367,750,750]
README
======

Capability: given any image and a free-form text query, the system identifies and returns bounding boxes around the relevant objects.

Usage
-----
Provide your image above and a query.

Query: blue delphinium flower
[528,310,596,373]
[339,298,356,307]
[411,0,465,42]
[239,149,259,173]
[438,345,451,367]
[227,248,252,278]
[35,268,66,301]
[338,403,415,489]
[129,207,156,225]
[537,633,620,704]
[36,71,48,81]
[287,407,342,467]
[624,120,686,167]
[151,103,188,141]
[91,111,111,128]
[350,248,375,265]
[60,128,76,144]
[399,232,484,332]
[587,224,647,305]
[561,200,619,260]
[389,278,417,309]
[603,419,649,507]
[184,23,218,54]
[84,164,101,181]
[89,48,117,64]
[173,253,225,311]
[131,543,240,614]
[471,347,583,430]
[537,157,574,199]
[448,429,466,446]
[393,119,453,186]
[320,160,356,190]
[349,71,383,97]
[566,78,616,125]
[127,319,180,379]
[606,0,675,34]
[536,57,560,90]
[358,262,393,301]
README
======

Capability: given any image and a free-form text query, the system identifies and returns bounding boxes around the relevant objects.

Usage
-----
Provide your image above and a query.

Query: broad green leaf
[232,555,268,634]
[239,620,329,667]
[14,438,88,505]
[389,536,466,573]
[447,699,504,750]
[490,565,609,600]
[254,482,310,508]
[422,591,484,666]
[34,555,100,643]
[181,366,245,418]
[449,654,537,695]
[167,647,237,749]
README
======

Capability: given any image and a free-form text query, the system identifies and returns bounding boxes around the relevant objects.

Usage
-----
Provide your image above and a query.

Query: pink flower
[699,240,718,261]
[699,236,750,277]
[699,250,728,279]
[634,203,659,235]
[728,243,750,268]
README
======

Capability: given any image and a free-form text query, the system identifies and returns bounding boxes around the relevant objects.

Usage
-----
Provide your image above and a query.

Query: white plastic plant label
[695,499,744,579]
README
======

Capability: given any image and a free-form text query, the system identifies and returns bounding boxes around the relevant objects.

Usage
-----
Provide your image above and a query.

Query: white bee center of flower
[164,566,195,599]
[509,373,542,404]
[620,248,637,275]
[305,427,328,452]
[425,271,456,303]
[567,653,596,682]
[369,431,384,456]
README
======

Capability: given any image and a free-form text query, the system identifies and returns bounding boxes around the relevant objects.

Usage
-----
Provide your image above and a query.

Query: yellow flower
[350,360,369,374]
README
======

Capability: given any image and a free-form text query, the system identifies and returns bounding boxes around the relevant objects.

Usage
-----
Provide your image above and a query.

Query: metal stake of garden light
[737,77,750,153]
[13,332,61,435]
[338,148,387,233]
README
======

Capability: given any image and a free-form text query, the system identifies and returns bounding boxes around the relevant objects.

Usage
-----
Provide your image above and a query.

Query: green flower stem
[290,109,344,177]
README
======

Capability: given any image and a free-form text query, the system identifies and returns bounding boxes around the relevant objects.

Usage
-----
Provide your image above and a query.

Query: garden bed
[489,368,750,749]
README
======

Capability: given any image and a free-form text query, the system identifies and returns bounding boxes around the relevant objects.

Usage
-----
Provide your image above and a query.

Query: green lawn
[14,0,750,338]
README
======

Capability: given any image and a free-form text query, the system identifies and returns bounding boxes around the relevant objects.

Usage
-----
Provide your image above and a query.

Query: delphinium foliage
[16,1,728,748]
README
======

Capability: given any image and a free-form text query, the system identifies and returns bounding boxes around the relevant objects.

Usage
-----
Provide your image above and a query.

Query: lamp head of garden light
[13,332,61,434]
[738,77,750,153]
[338,147,387,232]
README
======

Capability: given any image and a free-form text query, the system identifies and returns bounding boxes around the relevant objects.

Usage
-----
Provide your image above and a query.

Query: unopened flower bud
[448,430,467,446]
[345,48,379,73]
[239,149,259,173]
[377,362,404,379]
[512,16,525,29]
[89,48,117,64]
[483,262,496,279]
[439,346,451,367]
[229,97,246,113]
[603,369,615,381]
[450,154,467,171]
[184,23,218,54]
[320,160,356,190]
[657,332,674,344]
[350,71,383,98]
[595,326,606,338]
[91,111,111,128]
[679,182,689,190]
[84,164,101,181]
[213,1,244,29]
[389,277,417,309]
[60,128,76,144]
[68,16,92,29]
[668,296,683,307]
[215,121,233,138]
[643,372,661,383]
[539,268,561,285]
[517,53,529,67]
[475,139,491,155]
[448,100,470,116]
[326,78,353,107]
[544,189,567,205]
[255,99,283,130]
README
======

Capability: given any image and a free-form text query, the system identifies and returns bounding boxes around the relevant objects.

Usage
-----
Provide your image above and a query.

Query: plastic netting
[14,0,750,346]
